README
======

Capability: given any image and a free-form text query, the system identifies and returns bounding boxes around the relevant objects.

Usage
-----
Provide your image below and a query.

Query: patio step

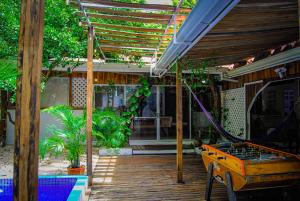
[131,144,195,155]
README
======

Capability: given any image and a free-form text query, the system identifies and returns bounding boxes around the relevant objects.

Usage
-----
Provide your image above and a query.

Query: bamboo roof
[70,0,190,61]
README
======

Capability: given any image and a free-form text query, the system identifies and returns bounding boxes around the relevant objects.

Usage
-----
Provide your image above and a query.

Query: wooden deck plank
[90,155,300,201]
[90,155,228,201]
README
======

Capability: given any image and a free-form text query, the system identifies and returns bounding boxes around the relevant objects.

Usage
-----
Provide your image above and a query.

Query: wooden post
[176,62,183,183]
[86,26,94,186]
[298,0,300,39]
[13,0,44,201]
[0,90,8,147]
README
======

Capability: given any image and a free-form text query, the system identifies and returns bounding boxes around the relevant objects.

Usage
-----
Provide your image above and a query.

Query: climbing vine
[173,58,225,143]
[185,60,211,92]
[121,77,151,131]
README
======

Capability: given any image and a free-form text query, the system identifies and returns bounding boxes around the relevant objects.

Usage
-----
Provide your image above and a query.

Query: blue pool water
[0,177,77,201]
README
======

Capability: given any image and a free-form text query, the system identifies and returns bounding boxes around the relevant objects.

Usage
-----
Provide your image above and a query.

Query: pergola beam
[152,0,185,61]
[74,0,191,13]
[72,0,190,62]
[103,52,153,57]
[78,6,187,20]
[99,40,168,49]
[77,12,182,24]
[95,33,170,42]
[102,48,161,53]
[101,45,156,51]
[102,48,162,57]
[14,0,45,200]
[99,39,168,46]
[81,21,174,34]
[93,27,172,38]
[76,0,106,60]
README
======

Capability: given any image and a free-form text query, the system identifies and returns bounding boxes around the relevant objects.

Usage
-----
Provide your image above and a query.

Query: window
[283,89,295,115]
[94,85,125,109]
[41,77,69,108]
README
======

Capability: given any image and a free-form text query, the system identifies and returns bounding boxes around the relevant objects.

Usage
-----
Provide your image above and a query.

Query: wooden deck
[90,154,226,201]
[90,154,299,201]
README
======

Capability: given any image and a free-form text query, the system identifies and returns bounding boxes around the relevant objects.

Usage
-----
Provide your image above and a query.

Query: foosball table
[201,142,300,201]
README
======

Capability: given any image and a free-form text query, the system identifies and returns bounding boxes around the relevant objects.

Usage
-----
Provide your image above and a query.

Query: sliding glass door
[130,86,157,140]
[158,86,190,140]
[94,84,191,140]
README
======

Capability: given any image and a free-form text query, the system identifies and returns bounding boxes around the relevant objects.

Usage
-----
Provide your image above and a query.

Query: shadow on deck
[90,155,299,201]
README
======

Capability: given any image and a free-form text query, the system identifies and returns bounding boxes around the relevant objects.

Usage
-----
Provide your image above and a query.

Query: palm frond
[40,105,86,168]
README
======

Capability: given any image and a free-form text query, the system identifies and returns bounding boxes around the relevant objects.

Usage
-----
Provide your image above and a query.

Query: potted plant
[39,105,86,175]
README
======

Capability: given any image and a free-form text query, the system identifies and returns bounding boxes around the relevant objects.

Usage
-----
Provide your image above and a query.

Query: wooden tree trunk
[13,0,44,201]
[86,26,94,186]
[0,90,8,147]
[176,62,183,183]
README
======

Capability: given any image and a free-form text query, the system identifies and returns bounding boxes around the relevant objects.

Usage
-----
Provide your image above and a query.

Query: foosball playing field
[201,142,300,201]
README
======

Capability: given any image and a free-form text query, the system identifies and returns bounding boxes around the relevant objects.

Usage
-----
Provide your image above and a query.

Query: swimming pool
[0,175,88,201]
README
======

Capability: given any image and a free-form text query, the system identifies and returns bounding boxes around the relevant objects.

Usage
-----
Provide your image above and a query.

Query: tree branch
[5,111,15,125]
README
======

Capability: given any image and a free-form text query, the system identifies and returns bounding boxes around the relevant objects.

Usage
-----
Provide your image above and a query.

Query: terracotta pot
[67,165,85,175]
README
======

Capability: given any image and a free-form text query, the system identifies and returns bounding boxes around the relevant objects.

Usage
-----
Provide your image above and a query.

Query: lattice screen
[221,87,246,139]
[72,77,87,108]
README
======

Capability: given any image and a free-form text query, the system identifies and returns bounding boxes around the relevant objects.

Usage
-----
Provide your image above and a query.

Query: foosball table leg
[205,163,214,201]
[225,172,237,201]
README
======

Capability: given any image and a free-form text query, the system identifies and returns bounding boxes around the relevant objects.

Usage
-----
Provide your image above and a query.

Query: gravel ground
[0,145,99,178]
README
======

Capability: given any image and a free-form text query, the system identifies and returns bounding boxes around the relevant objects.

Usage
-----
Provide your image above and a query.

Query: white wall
[5,76,84,145]
[6,110,83,145]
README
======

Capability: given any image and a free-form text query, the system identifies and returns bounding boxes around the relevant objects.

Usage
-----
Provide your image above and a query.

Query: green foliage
[0,0,86,69]
[116,77,151,144]
[89,0,167,63]
[0,60,46,103]
[222,107,231,133]
[0,60,18,102]
[0,1,19,58]
[172,0,197,8]
[0,0,85,104]
[92,109,130,148]
[129,56,145,68]
[92,78,152,148]
[91,0,163,30]
[43,0,86,69]
[39,105,86,168]
[183,59,214,93]
[0,0,163,67]
[122,77,151,123]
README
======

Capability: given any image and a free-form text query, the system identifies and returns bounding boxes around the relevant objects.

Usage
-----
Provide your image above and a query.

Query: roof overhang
[44,60,151,73]
[226,46,300,78]
[151,0,240,77]
[182,0,298,74]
